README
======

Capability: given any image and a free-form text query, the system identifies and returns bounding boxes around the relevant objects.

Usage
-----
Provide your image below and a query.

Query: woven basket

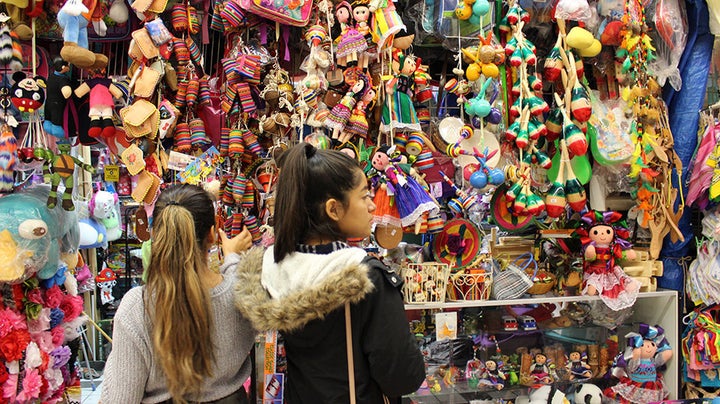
[492,253,536,300]
[401,262,451,304]
[526,269,557,295]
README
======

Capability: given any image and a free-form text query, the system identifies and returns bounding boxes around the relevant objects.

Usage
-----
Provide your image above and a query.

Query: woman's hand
[219,227,252,257]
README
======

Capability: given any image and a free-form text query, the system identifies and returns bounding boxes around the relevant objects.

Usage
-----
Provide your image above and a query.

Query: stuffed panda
[518,385,569,404]
[10,71,46,113]
[572,383,603,404]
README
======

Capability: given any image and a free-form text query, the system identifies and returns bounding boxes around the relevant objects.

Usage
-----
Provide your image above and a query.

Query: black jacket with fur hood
[235,246,425,403]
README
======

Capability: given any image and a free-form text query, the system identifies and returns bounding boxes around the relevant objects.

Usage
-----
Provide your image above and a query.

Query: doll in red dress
[575,210,640,311]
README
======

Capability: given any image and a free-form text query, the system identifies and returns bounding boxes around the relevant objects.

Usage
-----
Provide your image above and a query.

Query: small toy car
[518,315,537,331]
[502,315,518,331]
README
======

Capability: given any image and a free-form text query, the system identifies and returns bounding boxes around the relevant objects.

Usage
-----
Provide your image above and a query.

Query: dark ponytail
[273,143,362,262]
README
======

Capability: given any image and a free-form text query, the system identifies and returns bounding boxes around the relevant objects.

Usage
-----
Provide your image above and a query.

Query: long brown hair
[144,184,216,402]
[273,143,362,262]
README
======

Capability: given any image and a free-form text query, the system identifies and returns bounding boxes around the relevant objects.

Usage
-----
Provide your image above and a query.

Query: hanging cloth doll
[574,210,640,311]
[344,82,376,140]
[325,78,366,142]
[335,1,367,67]
[43,57,74,139]
[370,145,437,228]
[381,49,421,132]
[74,67,123,144]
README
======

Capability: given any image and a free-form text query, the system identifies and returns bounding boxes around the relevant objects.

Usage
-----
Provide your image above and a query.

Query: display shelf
[404,289,680,401]
[404,290,676,310]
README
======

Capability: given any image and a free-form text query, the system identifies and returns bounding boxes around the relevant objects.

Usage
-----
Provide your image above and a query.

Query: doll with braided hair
[575,210,640,311]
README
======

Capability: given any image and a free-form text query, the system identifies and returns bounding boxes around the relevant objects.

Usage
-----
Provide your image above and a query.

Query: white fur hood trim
[261,247,368,298]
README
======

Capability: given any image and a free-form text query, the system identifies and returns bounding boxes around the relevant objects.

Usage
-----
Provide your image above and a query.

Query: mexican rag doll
[605,324,672,403]
[575,210,640,311]
[381,49,421,132]
[370,145,437,229]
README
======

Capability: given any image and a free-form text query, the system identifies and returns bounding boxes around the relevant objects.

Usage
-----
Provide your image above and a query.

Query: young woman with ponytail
[235,143,425,403]
[101,184,255,404]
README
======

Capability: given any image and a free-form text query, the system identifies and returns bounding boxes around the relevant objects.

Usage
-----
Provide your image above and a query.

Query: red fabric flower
[26,289,43,305]
[0,329,31,362]
[44,287,63,309]
[59,296,83,323]
[0,364,8,385]
[50,327,64,347]
[11,285,24,311]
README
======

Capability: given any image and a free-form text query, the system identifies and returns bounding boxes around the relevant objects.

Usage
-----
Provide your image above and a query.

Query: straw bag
[492,253,537,300]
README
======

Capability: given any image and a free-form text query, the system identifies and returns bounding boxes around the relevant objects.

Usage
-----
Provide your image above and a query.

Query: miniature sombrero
[433,218,481,270]
[490,183,533,232]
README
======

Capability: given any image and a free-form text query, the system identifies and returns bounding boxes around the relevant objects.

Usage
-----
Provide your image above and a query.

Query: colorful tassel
[173,37,190,65]
[242,180,255,209]
[173,122,192,153]
[198,75,211,107]
[9,32,22,72]
[171,4,189,32]
[185,78,199,110]
[0,25,12,65]
[174,80,188,109]
[220,127,230,156]
[185,36,202,67]
[228,129,245,157]
[236,82,256,113]
[188,6,200,34]
[232,172,246,205]
[242,129,262,154]
[231,212,244,236]
[245,215,261,242]
[189,118,210,149]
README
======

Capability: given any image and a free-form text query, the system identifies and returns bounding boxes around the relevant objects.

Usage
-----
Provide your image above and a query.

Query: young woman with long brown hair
[101,184,255,403]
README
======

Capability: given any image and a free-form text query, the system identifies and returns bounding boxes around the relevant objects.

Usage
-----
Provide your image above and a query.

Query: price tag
[104,165,119,182]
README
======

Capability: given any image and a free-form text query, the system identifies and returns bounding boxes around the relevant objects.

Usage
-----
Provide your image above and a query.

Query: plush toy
[36,140,95,210]
[516,385,569,404]
[0,192,60,283]
[96,266,117,305]
[58,0,108,69]
[529,353,554,384]
[89,190,122,241]
[567,351,593,381]
[0,14,22,72]
[10,71,46,113]
[74,68,123,143]
[478,359,506,390]
[605,324,672,403]
[575,210,640,311]
[572,383,602,404]
[78,217,107,249]
[43,57,74,139]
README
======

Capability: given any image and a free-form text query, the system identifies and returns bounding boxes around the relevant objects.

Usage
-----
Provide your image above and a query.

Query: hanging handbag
[239,0,312,26]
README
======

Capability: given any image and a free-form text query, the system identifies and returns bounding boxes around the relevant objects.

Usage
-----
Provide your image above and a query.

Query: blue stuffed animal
[57,0,107,69]
[0,193,60,283]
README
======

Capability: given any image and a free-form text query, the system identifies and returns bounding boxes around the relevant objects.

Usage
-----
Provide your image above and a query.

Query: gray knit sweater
[100,253,256,403]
